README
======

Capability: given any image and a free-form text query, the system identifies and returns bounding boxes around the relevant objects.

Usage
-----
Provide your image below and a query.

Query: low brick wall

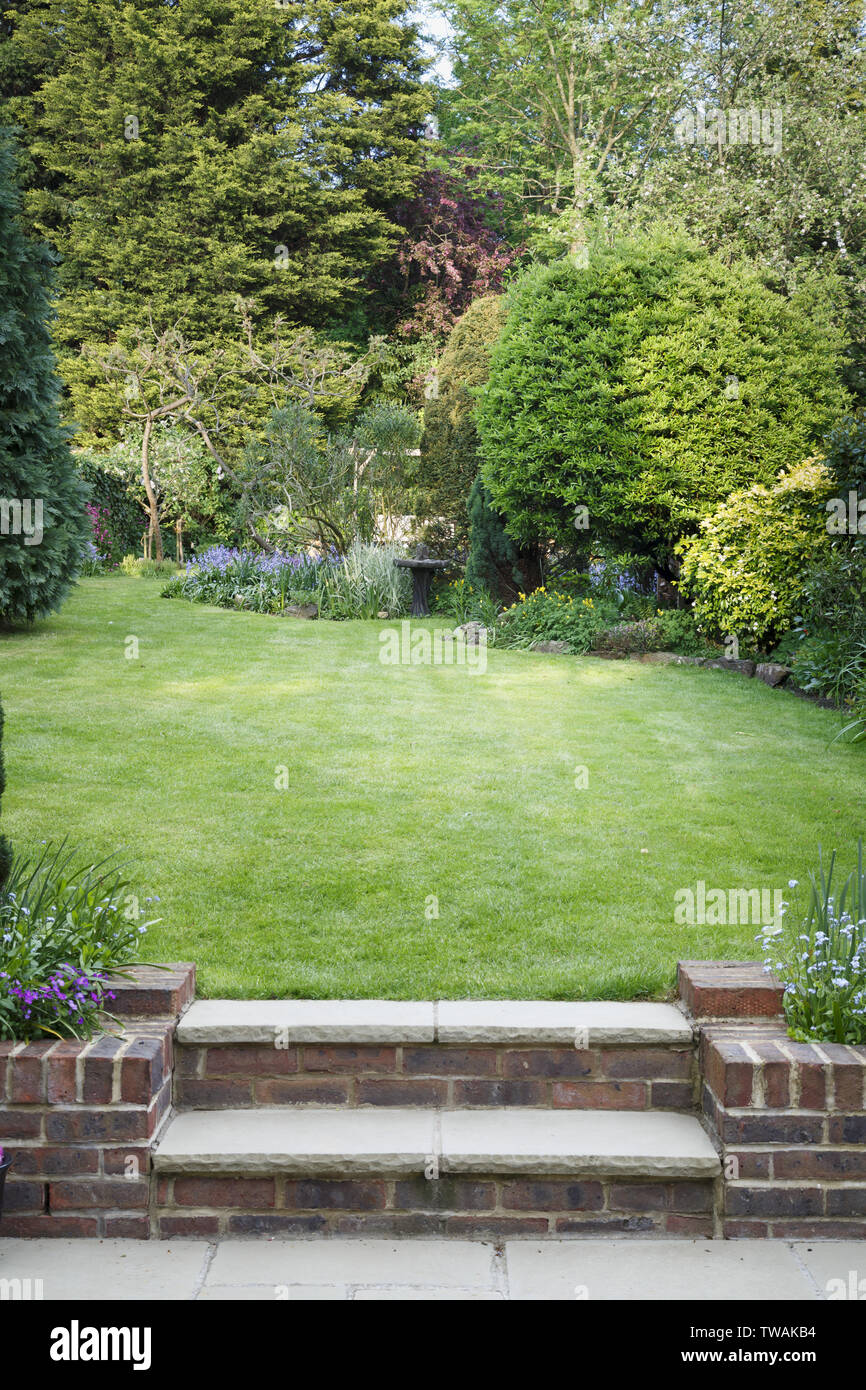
[678,961,866,1239]
[154,1173,716,1240]
[175,1042,696,1112]
[0,964,194,1237]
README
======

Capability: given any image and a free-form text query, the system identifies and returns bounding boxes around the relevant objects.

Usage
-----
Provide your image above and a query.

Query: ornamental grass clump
[757,839,866,1045]
[0,843,159,1041]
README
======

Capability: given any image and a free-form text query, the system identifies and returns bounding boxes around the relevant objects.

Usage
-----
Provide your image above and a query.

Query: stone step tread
[153,1107,720,1179]
[177,1000,692,1047]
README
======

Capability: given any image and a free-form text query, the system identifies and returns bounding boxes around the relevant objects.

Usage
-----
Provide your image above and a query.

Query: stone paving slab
[0,1238,210,1301]
[153,1107,436,1175]
[0,1237,851,1299]
[178,1000,435,1044]
[207,1237,496,1288]
[437,1000,692,1045]
[439,1108,721,1177]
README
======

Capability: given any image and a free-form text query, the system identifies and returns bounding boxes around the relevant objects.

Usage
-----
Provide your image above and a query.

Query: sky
[413,3,455,85]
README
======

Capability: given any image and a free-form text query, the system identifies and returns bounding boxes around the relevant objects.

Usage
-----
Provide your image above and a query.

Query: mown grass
[2,578,863,999]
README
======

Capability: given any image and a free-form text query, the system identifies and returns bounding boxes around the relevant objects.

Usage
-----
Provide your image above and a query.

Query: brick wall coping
[678,960,784,1020]
[176,999,693,1048]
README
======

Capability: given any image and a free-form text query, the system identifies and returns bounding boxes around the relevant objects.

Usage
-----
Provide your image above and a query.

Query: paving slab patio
[0,1237,859,1300]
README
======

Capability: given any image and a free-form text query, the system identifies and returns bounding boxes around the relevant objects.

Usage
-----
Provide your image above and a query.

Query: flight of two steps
[152,1000,722,1238]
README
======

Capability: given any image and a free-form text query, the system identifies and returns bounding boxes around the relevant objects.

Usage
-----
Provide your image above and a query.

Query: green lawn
[2,578,863,999]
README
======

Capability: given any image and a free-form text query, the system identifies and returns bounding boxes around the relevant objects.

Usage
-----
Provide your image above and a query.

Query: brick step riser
[153,1174,717,1239]
[174,1043,698,1111]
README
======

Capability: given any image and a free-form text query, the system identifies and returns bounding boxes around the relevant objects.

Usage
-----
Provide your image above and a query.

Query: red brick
[255,1077,351,1105]
[678,961,784,1018]
[725,1150,771,1180]
[452,1079,545,1106]
[102,1147,150,1179]
[227,1213,326,1236]
[652,1082,694,1109]
[49,1179,149,1210]
[206,1045,298,1076]
[445,1216,550,1237]
[121,1038,164,1104]
[832,1059,866,1111]
[555,1215,658,1234]
[671,1181,715,1213]
[0,1110,43,1139]
[392,1178,496,1212]
[0,1214,99,1237]
[552,1080,646,1109]
[335,1213,447,1237]
[774,1149,866,1181]
[501,1180,604,1211]
[724,1219,769,1237]
[402,1047,496,1076]
[302,1046,395,1074]
[177,1078,252,1107]
[702,1037,754,1106]
[601,1048,693,1080]
[283,1180,386,1210]
[827,1188,866,1217]
[158,1215,220,1237]
[7,1146,98,1177]
[108,963,195,1018]
[82,1037,124,1104]
[105,1216,150,1238]
[726,1185,823,1217]
[502,1049,595,1079]
[771,1219,866,1239]
[176,1046,204,1078]
[608,1183,670,1211]
[46,1041,83,1104]
[9,1042,52,1102]
[44,1109,150,1143]
[3,1179,46,1211]
[665,1214,714,1236]
[172,1176,275,1208]
[355,1078,447,1106]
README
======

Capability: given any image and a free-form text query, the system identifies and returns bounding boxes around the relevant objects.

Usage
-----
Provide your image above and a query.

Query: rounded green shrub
[476,232,850,567]
[678,458,836,647]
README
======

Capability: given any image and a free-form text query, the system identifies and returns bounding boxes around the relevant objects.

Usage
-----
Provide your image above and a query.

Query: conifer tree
[0,134,89,625]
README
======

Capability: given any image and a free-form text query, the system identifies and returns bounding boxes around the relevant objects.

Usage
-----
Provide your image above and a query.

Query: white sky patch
[412,2,455,86]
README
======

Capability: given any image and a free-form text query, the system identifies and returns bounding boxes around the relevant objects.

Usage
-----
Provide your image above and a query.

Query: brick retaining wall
[0,964,194,1237]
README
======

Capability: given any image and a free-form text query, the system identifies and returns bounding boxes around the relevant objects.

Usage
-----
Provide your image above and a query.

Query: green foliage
[759,841,866,1046]
[652,609,715,658]
[75,456,143,559]
[496,588,613,653]
[0,134,89,625]
[679,458,836,649]
[465,475,539,602]
[0,0,428,440]
[0,697,10,890]
[419,294,507,545]
[476,235,850,566]
[317,541,411,620]
[119,555,179,579]
[592,618,665,657]
[0,843,158,1041]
